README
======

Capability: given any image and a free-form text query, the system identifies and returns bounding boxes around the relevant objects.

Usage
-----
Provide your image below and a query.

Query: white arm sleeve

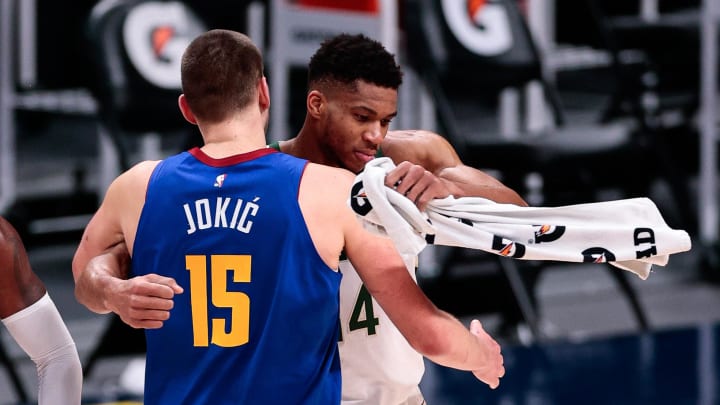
[2,293,83,405]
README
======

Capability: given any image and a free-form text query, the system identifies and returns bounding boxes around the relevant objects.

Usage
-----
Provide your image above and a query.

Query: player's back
[132,147,342,404]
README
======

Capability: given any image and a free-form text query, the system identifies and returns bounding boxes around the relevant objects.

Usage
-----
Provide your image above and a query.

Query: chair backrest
[403,0,564,141]
[404,0,544,95]
[86,0,206,133]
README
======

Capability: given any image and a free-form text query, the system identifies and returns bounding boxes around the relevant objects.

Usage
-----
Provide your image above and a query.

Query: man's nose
[362,123,383,144]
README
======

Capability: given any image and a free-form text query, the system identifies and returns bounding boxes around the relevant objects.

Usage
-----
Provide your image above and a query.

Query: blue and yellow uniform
[132,147,342,404]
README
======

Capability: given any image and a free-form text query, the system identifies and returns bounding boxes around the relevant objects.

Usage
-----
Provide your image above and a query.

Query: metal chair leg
[606,266,650,331]
[497,258,542,341]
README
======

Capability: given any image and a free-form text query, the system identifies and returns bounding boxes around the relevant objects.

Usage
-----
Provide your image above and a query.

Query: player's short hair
[181,29,264,123]
[308,33,403,93]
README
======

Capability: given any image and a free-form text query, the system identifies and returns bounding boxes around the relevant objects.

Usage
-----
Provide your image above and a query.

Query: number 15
[186,254,251,347]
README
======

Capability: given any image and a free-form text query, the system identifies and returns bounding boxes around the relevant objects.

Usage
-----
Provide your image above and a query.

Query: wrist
[100,275,123,314]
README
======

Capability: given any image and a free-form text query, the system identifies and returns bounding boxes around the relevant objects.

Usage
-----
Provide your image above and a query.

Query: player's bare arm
[333,168,505,388]
[73,161,182,328]
[1,216,83,404]
[0,217,46,317]
[382,130,527,209]
[345,218,505,388]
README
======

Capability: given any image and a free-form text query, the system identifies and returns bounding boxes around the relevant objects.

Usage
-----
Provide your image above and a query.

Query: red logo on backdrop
[123,2,205,89]
[441,0,513,56]
[152,26,175,62]
[467,0,487,26]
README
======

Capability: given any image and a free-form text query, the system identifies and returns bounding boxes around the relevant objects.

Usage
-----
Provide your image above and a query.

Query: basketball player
[0,216,82,404]
[77,32,524,404]
[271,34,526,405]
[72,30,504,404]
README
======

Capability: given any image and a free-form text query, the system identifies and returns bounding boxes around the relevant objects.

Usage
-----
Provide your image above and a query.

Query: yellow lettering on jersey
[186,254,251,347]
[211,255,251,346]
[186,255,209,346]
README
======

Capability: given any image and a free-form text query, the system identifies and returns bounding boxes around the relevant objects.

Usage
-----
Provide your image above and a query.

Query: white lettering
[237,197,260,233]
[229,198,243,229]
[182,197,261,235]
[214,197,231,228]
[184,203,197,234]
[195,199,212,230]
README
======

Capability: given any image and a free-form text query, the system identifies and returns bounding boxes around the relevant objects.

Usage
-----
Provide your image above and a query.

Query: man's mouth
[354,150,376,162]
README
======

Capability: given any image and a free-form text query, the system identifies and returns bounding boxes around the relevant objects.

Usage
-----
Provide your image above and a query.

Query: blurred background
[0,0,719,403]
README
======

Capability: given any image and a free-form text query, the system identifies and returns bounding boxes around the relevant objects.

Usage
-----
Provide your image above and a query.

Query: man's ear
[258,77,270,110]
[307,90,325,118]
[178,94,198,125]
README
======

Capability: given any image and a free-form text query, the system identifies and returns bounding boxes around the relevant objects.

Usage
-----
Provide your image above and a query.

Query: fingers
[386,161,427,192]
[128,294,177,312]
[384,161,410,189]
[120,291,176,329]
[472,357,505,389]
[122,315,167,329]
[123,274,182,300]
[122,296,175,329]
[470,319,482,335]
[144,274,184,294]
[113,275,182,329]
[385,162,450,210]
[470,318,505,389]
[474,373,500,390]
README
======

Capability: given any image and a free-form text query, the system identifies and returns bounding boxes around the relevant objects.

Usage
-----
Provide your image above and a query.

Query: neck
[283,124,340,168]
[198,110,268,158]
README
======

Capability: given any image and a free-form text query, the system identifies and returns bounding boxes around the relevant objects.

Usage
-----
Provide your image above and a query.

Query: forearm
[75,265,121,314]
[74,244,130,314]
[37,345,83,405]
[410,310,487,371]
[2,293,82,405]
[375,287,497,372]
[438,166,528,206]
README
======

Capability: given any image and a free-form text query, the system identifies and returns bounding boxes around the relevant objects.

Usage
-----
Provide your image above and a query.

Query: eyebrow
[351,105,398,120]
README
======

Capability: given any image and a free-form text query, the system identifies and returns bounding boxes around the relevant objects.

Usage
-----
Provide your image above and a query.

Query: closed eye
[354,113,370,122]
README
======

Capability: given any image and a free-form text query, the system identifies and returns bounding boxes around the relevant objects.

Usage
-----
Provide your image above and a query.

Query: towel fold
[349,158,693,280]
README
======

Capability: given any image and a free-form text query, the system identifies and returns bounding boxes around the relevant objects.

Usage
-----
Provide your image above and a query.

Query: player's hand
[469,319,505,389]
[385,161,451,211]
[107,274,183,329]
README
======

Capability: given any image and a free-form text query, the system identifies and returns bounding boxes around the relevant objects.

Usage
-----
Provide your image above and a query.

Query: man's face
[320,80,398,173]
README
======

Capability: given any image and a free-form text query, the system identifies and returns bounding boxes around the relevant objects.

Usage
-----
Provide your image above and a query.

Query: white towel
[349,158,693,280]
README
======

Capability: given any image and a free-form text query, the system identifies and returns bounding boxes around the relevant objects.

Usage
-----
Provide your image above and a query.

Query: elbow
[71,246,89,284]
[35,343,83,403]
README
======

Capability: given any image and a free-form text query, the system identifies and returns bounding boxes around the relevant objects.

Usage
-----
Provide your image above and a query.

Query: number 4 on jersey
[349,284,379,336]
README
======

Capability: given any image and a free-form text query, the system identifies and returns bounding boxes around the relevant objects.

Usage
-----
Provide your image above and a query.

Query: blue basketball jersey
[132,147,342,404]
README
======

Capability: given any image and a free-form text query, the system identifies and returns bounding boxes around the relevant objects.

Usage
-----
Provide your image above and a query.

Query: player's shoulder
[121,160,161,181]
[301,163,356,201]
[383,129,449,162]
[305,162,355,181]
[386,129,445,143]
[106,160,161,199]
